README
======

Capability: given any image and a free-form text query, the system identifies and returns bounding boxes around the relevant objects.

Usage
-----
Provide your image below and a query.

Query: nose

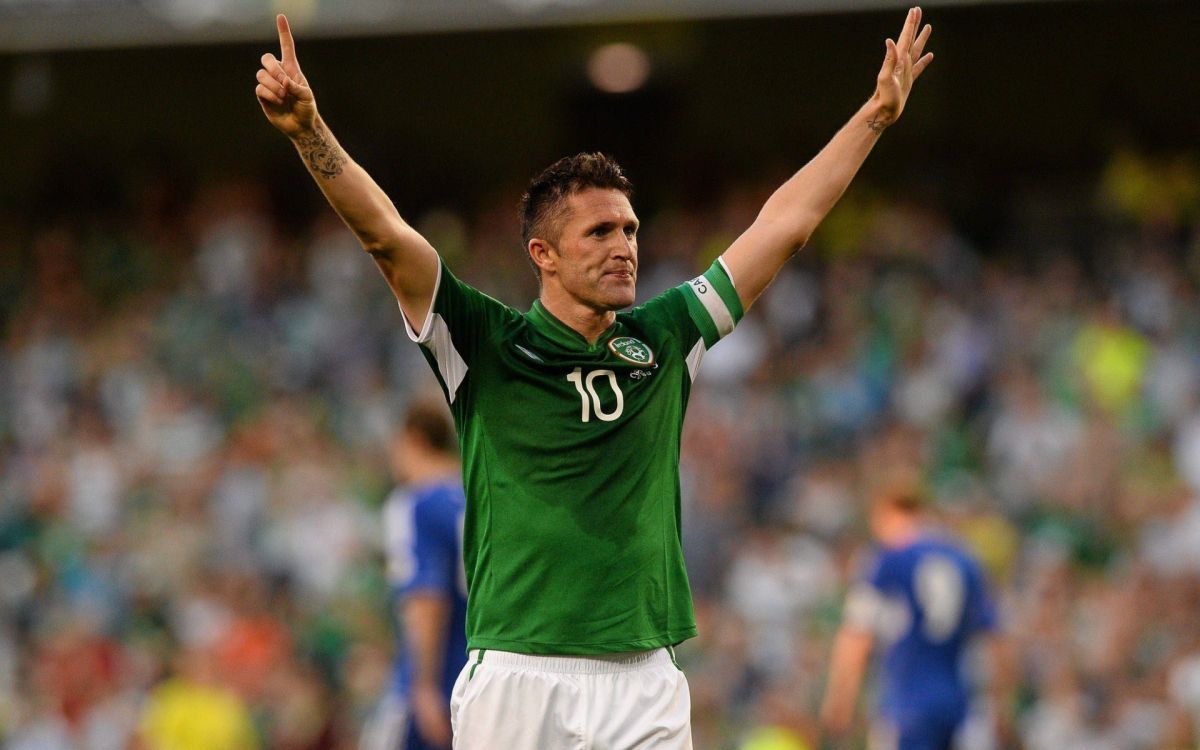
[613,234,635,263]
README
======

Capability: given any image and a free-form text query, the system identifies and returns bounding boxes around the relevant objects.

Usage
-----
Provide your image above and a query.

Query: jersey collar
[526,300,616,352]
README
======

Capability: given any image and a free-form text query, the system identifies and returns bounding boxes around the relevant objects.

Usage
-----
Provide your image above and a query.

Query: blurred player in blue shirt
[361,400,467,750]
[821,480,1010,750]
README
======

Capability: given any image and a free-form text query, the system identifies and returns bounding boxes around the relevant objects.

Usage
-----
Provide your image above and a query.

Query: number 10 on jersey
[566,368,625,423]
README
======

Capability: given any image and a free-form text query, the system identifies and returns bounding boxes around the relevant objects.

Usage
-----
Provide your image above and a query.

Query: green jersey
[404,257,743,654]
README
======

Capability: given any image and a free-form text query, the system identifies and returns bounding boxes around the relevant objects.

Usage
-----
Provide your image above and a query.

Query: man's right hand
[255,14,317,138]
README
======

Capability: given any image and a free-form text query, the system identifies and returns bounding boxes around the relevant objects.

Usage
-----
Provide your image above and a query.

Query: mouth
[603,270,635,281]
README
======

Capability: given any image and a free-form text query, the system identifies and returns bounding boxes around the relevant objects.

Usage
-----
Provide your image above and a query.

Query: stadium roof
[1,0,1078,52]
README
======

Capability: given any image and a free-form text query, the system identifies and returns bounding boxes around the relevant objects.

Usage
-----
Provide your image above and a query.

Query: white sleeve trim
[427,316,468,403]
[399,260,468,403]
[718,255,737,291]
[383,490,416,587]
[693,278,735,339]
[843,583,887,631]
[686,339,707,382]
[402,259,444,344]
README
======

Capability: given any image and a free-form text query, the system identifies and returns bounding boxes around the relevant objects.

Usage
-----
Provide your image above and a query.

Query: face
[869,503,890,542]
[533,188,639,311]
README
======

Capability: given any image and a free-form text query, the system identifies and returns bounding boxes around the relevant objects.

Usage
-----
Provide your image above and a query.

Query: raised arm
[255,14,439,328]
[721,7,934,311]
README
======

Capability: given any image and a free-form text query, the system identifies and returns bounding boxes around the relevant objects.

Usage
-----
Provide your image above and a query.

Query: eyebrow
[587,219,639,233]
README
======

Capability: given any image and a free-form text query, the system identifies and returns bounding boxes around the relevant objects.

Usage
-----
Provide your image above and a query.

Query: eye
[591,226,607,237]
[624,226,637,239]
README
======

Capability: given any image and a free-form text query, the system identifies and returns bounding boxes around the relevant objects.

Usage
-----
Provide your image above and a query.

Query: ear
[528,238,557,276]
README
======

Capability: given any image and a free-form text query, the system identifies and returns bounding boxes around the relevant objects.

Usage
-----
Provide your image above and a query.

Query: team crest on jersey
[608,336,655,367]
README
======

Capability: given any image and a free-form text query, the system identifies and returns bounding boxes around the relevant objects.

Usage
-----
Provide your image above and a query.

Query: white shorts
[450,647,692,750]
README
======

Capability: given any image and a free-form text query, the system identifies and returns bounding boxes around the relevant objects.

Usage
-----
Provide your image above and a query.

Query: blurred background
[2,0,1200,748]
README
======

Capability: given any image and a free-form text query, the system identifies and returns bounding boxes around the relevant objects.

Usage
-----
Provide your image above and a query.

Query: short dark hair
[519,153,633,277]
[875,480,926,514]
[403,398,457,455]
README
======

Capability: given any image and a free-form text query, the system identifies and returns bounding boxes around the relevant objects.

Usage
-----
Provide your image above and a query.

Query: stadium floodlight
[587,43,651,94]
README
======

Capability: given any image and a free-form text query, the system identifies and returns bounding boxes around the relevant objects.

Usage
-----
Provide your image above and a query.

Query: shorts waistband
[467,647,674,674]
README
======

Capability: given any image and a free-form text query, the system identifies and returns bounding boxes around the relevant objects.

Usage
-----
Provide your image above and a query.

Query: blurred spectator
[137,646,258,750]
[2,141,1200,750]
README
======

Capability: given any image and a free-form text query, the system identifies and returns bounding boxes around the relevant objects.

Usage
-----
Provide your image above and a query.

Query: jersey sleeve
[842,552,890,632]
[678,256,745,348]
[635,256,745,382]
[384,490,457,597]
[402,257,513,405]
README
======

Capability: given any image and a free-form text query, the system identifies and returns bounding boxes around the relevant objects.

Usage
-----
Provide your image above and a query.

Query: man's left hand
[870,6,934,131]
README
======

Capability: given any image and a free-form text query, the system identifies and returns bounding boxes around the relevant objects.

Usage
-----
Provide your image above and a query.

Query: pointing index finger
[277,14,298,66]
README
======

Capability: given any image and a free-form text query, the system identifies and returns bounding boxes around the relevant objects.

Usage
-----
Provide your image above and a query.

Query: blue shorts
[877,705,965,750]
[899,725,956,750]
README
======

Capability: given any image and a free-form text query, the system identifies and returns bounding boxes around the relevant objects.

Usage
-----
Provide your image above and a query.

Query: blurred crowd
[2,146,1200,750]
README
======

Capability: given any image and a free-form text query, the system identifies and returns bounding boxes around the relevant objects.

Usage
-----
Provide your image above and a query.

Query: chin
[579,276,636,310]
[604,285,637,310]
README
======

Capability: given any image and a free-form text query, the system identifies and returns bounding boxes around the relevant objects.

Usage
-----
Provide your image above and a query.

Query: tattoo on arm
[296,127,347,179]
[867,115,892,134]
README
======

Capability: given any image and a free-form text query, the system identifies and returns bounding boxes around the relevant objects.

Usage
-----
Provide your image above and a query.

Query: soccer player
[255,8,933,747]
[820,482,1008,750]
[361,401,467,750]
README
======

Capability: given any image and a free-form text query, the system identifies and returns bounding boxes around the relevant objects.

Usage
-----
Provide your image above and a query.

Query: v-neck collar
[526,300,617,352]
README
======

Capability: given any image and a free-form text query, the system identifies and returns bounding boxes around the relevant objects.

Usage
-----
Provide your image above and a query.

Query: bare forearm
[722,98,890,310]
[289,118,438,321]
[290,117,409,252]
[405,595,450,690]
[758,98,888,246]
[820,628,873,730]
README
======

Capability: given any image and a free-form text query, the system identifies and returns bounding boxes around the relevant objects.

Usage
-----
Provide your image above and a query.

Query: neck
[539,289,617,344]
[406,455,460,485]
[879,516,922,548]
